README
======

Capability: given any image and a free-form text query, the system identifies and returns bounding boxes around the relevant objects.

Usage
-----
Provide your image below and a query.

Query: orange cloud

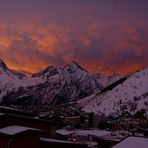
[0,20,147,76]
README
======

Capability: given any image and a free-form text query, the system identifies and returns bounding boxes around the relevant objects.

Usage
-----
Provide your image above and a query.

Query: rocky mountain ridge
[0,60,120,106]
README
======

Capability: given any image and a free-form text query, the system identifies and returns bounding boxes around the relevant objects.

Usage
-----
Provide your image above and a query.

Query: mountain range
[0,59,147,116]
[0,60,120,105]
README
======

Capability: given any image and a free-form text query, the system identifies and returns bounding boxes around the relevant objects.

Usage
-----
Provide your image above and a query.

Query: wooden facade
[0,126,42,148]
[0,113,62,138]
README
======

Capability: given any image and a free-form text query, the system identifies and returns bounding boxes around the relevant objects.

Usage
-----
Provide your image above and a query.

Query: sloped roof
[113,136,148,148]
[0,125,42,136]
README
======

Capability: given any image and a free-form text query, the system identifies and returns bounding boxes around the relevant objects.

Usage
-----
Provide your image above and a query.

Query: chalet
[0,125,43,148]
[0,113,63,138]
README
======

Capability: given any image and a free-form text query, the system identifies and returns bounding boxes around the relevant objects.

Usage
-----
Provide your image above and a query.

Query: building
[144,129,148,137]
[96,137,120,148]
[93,114,105,128]
[65,116,80,128]
[113,136,148,148]
[88,113,105,128]
[56,129,74,140]
[88,113,94,128]
[0,113,63,138]
[40,138,88,148]
[0,125,88,148]
[0,125,43,148]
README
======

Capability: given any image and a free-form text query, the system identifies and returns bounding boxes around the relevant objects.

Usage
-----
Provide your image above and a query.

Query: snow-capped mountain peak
[0,59,26,79]
[64,61,87,73]
[0,59,8,72]
[32,65,62,80]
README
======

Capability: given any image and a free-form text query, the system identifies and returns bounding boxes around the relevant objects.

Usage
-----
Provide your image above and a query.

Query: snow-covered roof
[0,125,42,136]
[0,113,5,116]
[56,129,110,137]
[56,129,74,135]
[40,138,74,144]
[113,136,148,148]
[40,138,88,146]
[75,129,110,137]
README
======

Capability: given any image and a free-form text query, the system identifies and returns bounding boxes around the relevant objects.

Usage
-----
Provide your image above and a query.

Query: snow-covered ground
[79,67,148,116]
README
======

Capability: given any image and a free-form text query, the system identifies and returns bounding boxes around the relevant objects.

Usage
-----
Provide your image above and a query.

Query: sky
[0,0,148,76]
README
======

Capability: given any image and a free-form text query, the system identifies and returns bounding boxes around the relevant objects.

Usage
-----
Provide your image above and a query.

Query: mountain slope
[2,59,147,114]
[0,59,43,102]
[94,73,121,88]
[79,67,148,116]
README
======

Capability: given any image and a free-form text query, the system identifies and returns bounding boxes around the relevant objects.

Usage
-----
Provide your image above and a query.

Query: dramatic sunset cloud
[0,0,148,76]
